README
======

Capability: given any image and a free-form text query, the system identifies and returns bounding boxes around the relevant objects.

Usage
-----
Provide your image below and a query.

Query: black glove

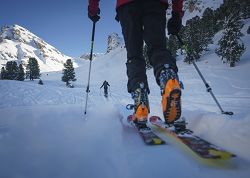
[167,11,182,35]
[88,1,100,23]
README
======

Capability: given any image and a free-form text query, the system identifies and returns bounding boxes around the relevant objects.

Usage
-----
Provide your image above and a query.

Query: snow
[1,2,250,176]
[1,30,250,177]
[0,25,71,72]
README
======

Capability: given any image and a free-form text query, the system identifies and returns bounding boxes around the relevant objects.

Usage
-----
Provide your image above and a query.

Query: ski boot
[131,82,150,130]
[159,66,182,125]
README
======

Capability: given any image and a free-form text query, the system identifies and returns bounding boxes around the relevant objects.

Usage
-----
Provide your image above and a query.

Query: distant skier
[88,0,184,129]
[100,80,110,98]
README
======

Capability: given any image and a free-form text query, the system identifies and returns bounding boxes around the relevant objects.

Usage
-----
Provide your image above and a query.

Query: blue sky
[0,0,122,57]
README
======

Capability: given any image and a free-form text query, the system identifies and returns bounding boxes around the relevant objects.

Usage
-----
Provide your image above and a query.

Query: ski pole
[84,22,96,115]
[176,34,233,115]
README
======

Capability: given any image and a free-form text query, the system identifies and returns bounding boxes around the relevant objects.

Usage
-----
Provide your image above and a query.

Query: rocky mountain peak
[106,33,123,53]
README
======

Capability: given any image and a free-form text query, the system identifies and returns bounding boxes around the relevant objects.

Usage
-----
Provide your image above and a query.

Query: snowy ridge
[80,52,104,61]
[0,24,71,72]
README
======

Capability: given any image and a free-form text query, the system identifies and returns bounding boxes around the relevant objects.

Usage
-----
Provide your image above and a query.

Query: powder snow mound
[0,24,72,72]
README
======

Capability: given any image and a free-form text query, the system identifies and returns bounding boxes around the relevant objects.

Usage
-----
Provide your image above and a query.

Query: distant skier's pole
[84,22,96,115]
[176,34,233,115]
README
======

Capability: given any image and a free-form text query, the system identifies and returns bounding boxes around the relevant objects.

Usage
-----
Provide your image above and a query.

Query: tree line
[144,0,249,68]
[1,57,77,88]
[0,57,40,81]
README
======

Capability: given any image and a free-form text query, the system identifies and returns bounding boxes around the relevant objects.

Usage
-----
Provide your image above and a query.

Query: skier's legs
[142,1,178,85]
[117,2,150,123]
[142,1,182,123]
[104,88,108,96]
[117,2,149,93]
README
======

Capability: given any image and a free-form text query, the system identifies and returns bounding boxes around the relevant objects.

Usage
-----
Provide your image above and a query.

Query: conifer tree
[182,16,203,62]
[233,0,249,19]
[200,7,215,46]
[216,13,245,67]
[5,61,18,80]
[62,59,76,86]
[26,58,40,80]
[215,0,243,31]
[242,0,250,19]
[17,64,25,81]
[167,35,178,58]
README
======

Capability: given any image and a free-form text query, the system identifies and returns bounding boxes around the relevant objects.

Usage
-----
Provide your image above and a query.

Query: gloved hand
[167,11,182,35]
[88,0,100,22]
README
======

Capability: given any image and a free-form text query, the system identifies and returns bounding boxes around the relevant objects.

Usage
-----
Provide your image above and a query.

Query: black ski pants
[117,0,178,93]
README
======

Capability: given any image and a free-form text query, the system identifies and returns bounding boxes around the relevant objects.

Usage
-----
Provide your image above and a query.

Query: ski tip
[208,149,236,160]
[153,138,166,145]
[146,138,166,145]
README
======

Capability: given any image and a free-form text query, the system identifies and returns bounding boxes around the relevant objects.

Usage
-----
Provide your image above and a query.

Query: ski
[127,115,165,145]
[149,116,236,160]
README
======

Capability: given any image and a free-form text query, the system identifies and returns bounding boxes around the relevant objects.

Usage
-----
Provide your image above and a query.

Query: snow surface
[1,26,250,177]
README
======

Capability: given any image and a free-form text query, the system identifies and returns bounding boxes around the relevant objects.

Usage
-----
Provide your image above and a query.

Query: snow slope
[1,32,250,178]
[0,25,72,72]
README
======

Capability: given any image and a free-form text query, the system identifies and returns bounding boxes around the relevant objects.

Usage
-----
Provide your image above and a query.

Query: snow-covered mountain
[106,33,124,53]
[0,24,71,72]
[79,33,123,61]
[80,52,104,60]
